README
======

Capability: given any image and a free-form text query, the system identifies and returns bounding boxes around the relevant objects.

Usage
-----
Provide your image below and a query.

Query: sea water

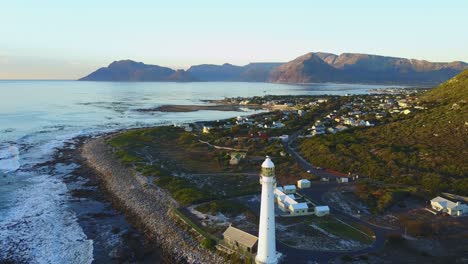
[0,81,401,263]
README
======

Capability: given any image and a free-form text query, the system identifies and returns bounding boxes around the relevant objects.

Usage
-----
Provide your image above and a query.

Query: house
[223,226,258,253]
[314,206,330,217]
[365,121,374,127]
[283,185,296,194]
[311,122,326,136]
[298,110,305,116]
[335,125,348,132]
[343,117,357,126]
[202,126,212,134]
[272,121,285,129]
[278,135,289,142]
[398,100,409,108]
[297,179,311,189]
[289,203,309,215]
[181,124,193,132]
[229,152,246,166]
[336,177,349,183]
[402,109,411,115]
[430,196,468,217]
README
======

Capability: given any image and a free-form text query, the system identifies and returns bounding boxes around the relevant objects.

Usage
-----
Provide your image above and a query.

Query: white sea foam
[0,174,94,263]
[0,144,20,173]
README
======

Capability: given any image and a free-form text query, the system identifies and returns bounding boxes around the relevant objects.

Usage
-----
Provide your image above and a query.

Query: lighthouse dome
[261,156,275,168]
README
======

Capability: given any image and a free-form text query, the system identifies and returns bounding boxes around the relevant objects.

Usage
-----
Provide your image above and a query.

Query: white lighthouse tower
[256,156,278,264]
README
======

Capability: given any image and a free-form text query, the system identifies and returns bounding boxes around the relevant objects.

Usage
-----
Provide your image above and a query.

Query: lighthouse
[256,156,277,264]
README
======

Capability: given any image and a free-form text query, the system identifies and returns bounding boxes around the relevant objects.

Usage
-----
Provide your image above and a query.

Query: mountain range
[79,52,467,85]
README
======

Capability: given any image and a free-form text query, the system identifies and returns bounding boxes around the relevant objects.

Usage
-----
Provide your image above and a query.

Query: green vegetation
[195,200,257,222]
[107,126,263,205]
[201,238,216,250]
[299,70,468,196]
[315,216,374,244]
[171,207,217,241]
[277,215,374,244]
[355,181,416,213]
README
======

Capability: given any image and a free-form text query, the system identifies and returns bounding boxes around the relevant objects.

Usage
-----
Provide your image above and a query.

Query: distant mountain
[269,52,468,85]
[80,53,467,85]
[187,62,283,82]
[79,60,196,82]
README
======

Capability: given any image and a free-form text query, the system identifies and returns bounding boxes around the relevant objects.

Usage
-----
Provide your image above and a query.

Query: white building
[256,157,278,264]
[337,177,349,183]
[272,121,285,129]
[297,179,311,189]
[283,185,296,194]
[402,109,411,115]
[311,123,326,136]
[290,203,309,215]
[430,196,468,217]
[314,206,330,217]
[274,187,309,216]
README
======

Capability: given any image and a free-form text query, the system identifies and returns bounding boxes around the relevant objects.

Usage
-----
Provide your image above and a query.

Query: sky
[0,0,467,80]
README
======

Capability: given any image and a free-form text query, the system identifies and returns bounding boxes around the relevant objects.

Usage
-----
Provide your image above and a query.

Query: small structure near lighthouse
[256,156,278,264]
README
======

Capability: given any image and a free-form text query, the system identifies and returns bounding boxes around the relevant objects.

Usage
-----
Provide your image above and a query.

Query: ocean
[0,81,401,263]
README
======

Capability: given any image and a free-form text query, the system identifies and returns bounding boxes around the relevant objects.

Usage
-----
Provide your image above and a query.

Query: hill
[269,52,467,85]
[299,70,468,196]
[79,60,197,82]
[187,62,283,82]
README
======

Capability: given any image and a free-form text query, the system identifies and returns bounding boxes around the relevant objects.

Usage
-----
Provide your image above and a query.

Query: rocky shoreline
[81,136,225,264]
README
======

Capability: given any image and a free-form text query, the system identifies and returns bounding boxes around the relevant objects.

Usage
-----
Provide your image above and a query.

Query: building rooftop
[290,203,308,210]
[431,196,459,209]
[223,226,258,248]
[315,205,330,212]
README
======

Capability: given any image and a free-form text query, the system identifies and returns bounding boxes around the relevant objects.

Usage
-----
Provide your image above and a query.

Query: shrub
[201,238,216,250]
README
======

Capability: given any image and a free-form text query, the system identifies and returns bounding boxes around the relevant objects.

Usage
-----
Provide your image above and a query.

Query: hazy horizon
[1,0,467,80]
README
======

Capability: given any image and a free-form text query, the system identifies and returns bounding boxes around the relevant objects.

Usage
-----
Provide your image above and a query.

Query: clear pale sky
[0,0,467,80]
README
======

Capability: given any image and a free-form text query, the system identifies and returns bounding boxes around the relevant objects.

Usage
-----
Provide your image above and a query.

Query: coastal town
[91,86,467,263]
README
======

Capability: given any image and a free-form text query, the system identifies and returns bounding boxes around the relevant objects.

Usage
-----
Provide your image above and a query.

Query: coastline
[80,135,224,264]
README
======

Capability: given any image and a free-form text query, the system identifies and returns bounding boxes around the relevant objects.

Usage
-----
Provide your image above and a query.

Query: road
[283,132,345,180]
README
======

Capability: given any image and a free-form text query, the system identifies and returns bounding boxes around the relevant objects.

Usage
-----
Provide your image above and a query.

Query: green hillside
[299,70,468,196]
[421,69,468,104]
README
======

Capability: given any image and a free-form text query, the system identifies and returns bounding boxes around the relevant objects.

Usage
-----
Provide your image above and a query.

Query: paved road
[283,132,344,180]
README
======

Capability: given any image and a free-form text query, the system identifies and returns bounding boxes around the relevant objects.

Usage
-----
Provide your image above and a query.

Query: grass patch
[154,175,210,206]
[314,216,374,244]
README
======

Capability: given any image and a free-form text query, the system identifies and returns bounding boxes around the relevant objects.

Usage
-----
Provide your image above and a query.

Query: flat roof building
[223,226,258,253]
